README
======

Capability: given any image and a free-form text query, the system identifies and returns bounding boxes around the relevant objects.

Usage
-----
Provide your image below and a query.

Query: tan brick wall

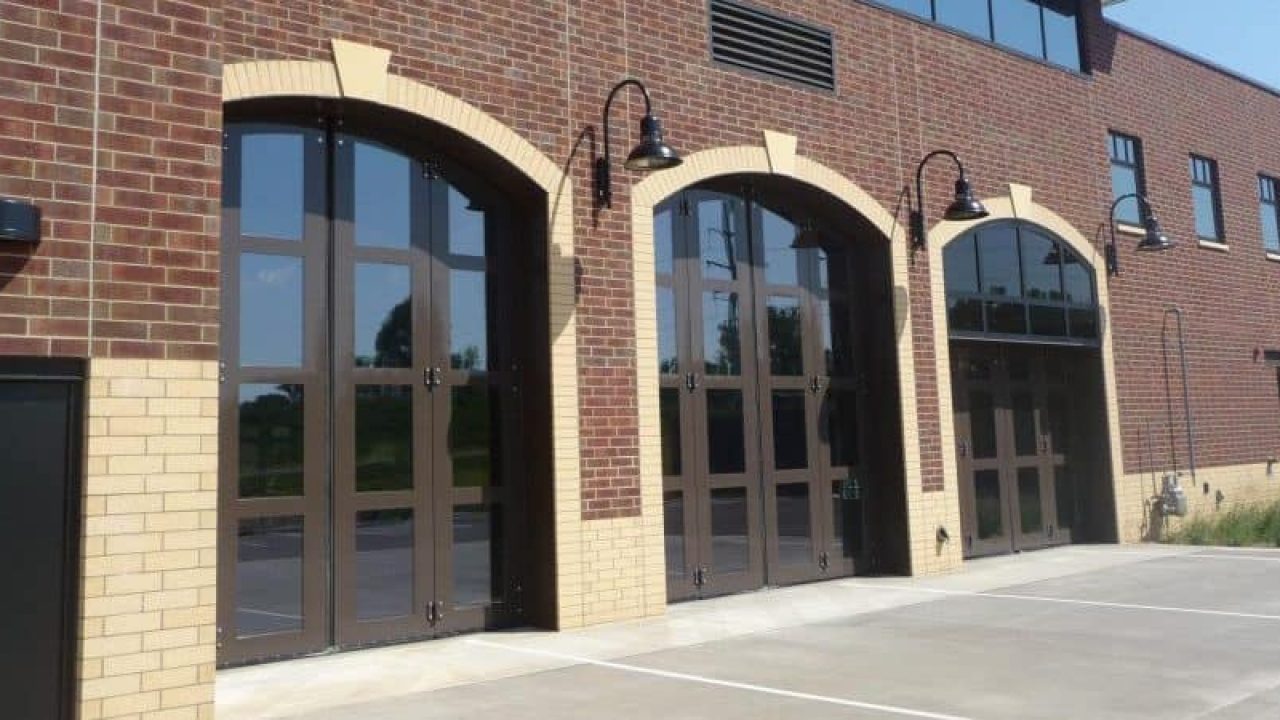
[1115,461,1280,543]
[81,358,217,720]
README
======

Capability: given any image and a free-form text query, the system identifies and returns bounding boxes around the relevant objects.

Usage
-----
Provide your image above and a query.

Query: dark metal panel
[0,362,84,720]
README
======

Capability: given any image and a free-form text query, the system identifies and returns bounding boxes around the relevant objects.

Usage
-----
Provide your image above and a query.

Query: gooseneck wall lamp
[594,78,682,209]
[910,150,988,249]
[1107,192,1173,276]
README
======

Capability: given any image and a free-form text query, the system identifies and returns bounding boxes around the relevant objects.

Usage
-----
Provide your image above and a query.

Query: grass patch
[1163,500,1280,547]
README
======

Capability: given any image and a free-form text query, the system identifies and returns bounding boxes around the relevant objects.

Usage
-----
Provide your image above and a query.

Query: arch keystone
[1008,183,1033,219]
[762,130,798,176]
[331,39,391,103]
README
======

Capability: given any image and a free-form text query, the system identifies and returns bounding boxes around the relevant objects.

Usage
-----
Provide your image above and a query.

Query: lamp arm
[1106,192,1152,276]
[911,149,965,248]
[601,79,653,170]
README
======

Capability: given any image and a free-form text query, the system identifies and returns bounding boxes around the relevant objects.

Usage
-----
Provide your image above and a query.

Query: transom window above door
[943,221,1098,345]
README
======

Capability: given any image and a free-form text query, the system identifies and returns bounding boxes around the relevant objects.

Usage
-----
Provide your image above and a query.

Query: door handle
[809,375,824,394]
[685,372,701,392]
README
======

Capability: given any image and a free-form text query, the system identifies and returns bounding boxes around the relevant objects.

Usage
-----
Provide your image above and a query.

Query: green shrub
[1163,501,1280,547]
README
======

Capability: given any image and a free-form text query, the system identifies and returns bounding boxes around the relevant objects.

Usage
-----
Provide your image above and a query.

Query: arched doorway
[943,220,1113,557]
[655,176,908,601]
[216,100,551,664]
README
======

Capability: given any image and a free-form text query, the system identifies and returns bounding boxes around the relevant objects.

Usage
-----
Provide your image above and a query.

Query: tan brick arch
[628,138,951,581]
[222,41,590,627]
[926,184,1126,548]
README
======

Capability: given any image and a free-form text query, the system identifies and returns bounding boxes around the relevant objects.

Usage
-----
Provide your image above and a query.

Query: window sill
[1266,252,1280,263]
[1198,239,1229,252]
[1114,223,1146,237]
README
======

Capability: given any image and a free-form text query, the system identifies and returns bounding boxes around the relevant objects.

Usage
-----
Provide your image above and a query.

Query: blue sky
[1104,0,1279,91]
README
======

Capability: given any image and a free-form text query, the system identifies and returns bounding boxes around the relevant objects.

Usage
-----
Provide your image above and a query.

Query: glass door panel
[756,202,822,586]
[332,135,434,647]
[218,123,330,664]
[432,175,508,634]
[687,192,762,597]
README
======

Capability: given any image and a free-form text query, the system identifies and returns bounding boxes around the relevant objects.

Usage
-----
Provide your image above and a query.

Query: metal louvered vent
[709,0,835,91]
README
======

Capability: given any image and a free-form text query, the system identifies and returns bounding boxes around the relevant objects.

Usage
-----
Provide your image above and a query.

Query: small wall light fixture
[1107,192,1173,276]
[0,197,41,244]
[910,150,988,249]
[594,78,682,209]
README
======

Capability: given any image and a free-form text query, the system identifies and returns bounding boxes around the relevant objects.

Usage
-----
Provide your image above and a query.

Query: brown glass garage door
[218,120,523,664]
[658,187,868,602]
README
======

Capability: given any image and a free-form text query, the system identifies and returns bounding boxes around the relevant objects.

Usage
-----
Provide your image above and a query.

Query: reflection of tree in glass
[706,292,740,375]
[451,345,481,371]
[449,387,492,488]
[239,386,304,497]
[362,299,411,368]
[768,304,802,375]
[355,387,412,491]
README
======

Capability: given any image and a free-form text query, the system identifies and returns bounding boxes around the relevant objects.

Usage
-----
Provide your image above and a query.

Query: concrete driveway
[218,545,1280,719]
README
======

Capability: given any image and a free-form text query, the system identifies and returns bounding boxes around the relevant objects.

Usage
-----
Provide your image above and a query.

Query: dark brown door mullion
[333,135,433,646]
[217,123,329,664]
[662,195,701,601]
[688,191,762,597]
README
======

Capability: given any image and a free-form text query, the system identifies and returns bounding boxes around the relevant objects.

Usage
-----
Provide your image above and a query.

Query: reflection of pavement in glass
[237,521,503,633]
[236,528,303,636]
[356,519,413,621]
[452,512,493,608]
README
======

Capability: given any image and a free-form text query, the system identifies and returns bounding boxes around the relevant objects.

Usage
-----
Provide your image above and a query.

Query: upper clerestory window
[870,0,1084,72]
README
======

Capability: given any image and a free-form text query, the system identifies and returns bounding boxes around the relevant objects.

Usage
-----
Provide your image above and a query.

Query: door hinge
[217,361,226,384]
[426,600,445,625]
[215,625,224,649]
[693,567,706,587]
[424,367,442,389]
[819,551,829,571]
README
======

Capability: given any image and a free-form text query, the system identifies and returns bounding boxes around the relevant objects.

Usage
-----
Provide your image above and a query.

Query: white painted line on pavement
[468,638,977,720]
[1060,546,1280,564]
[839,583,1280,622]
[1190,552,1280,563]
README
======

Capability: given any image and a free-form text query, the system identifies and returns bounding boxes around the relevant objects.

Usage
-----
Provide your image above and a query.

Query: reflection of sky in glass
[355,141,411,249]
[450,269,487,370]
[448,186,486,256]
[658,285,678,373]
[761,209,799,287]
[1111,165,1140,225]
[1020,231,1063,301]
[1063,257,1093,305]
[936,0,993,39]
[1262,204,1280,252]
[1192,185,1219,239]
[1043,1,1081,69]
[242,133,304,240]
[944,234,979,294]
[878,0,930,19]
[354,263,411,366]
[240,253,302,367]
[992,0,1043,57]
[977,225,1022,297]
[698,200,738,281]
[654,207,674,276]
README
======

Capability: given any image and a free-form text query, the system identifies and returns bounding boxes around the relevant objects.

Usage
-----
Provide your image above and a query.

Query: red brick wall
[0,1,222,360]
[6,1,1280,515]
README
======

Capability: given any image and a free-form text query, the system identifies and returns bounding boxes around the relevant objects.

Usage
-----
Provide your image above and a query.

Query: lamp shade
[943,176,989,221]
[790,223,827,250]
[1136,214,1174,251]
[624,114,682,171]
